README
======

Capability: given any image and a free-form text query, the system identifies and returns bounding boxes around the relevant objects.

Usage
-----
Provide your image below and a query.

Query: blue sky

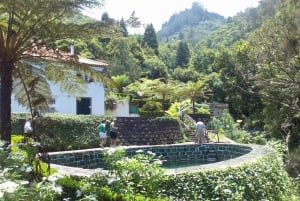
[83,0,260,34]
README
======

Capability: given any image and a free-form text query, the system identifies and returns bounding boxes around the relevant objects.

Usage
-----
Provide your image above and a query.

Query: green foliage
[157,152,295,200]
[142,24,159,55]
[140,101,165,117]
[0,141,63,200]
[166,101,210,117]
[56,176,84,200]
[175,40,190,67]
[101,148,166,198]
[143,57,169,80]
[158,42,177,70]
[250,0,300,151]
[142,101,163,112]
[193,48,216,73]
[120,18,129,37]
[172,66,200,83]
[165,102,181,117]
[111,74,130,93]
[106,37,143,81]
[207,111,266,144]
[197,1,275,49]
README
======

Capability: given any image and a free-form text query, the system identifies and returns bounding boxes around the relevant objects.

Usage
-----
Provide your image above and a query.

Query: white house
[12,46,109,115]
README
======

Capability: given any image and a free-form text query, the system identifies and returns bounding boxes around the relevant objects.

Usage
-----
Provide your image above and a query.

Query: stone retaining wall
[116,117,183,145]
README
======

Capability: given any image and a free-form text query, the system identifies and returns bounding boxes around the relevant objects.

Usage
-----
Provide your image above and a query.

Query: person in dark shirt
[109,119,118,147]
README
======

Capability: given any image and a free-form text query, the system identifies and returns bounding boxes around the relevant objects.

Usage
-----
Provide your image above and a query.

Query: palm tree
[111,74,130,94]
[179,80,209,114]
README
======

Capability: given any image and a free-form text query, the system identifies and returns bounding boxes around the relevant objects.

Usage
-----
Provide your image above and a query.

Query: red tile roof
[23,46,108,67]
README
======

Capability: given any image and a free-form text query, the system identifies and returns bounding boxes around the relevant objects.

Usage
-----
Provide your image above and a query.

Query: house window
[129,103,139,114]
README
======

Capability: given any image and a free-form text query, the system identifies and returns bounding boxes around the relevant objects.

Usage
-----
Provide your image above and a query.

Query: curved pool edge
[49,143,273,176]
[165,143,273,174]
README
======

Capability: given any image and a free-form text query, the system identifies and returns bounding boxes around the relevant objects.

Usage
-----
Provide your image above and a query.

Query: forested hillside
[157,0,277,48]
[197,0,277,48]
[157,2,225,45]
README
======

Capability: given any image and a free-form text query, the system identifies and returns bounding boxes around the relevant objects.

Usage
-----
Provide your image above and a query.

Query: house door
[76,97,91,115]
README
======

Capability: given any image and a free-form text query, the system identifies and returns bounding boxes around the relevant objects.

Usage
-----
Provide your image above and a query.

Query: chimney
[70,40,74,56]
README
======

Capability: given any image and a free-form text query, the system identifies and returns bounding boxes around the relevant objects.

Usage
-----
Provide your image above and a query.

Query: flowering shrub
[0,141,62,200]
[100,148,166,198]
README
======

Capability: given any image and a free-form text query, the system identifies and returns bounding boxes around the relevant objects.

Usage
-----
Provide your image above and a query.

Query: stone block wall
[115,117,183,145]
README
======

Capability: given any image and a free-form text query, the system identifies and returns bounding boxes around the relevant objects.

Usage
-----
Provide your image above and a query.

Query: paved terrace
[50,143,273,176]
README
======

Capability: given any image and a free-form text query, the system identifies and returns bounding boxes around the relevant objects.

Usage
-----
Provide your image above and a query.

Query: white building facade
[12,81,105,115]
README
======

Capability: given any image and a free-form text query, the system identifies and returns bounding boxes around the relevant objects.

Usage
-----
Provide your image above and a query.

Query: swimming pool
[49,143,253,170]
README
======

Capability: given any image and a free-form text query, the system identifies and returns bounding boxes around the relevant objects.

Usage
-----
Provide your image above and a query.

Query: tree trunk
[192,98,196,114]
[0,62,13,144]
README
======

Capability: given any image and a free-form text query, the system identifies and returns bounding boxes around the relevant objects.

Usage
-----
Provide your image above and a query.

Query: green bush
[57,176,84,200]
[207,111,267,144]
[139,110,165,117]
[140,101,165,117]
[101,148,166,198]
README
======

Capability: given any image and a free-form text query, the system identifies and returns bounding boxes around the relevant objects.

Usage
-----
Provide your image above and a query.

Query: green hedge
[12,113,110,151]
[157,153,295,200]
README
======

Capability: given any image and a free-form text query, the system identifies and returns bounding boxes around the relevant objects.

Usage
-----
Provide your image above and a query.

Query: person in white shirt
[24,118,33,134]
[195,118,206,144]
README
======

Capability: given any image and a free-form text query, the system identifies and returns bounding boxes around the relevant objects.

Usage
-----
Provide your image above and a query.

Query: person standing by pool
[97,119,107,147]
[195,118,206,144]
[109,119,118,147]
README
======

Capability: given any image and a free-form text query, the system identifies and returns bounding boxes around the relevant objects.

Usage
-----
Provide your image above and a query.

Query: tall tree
[101,12,109,21]
[142,24,159,55]
[106,38,142,81]
[143,57,168,80]
[120,18,129,37]
[0,0,119,144]
[175,40,190,67]
[251,0,300,151]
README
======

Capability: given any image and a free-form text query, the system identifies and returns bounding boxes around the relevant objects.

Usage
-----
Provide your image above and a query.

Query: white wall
[11,82,105,115]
